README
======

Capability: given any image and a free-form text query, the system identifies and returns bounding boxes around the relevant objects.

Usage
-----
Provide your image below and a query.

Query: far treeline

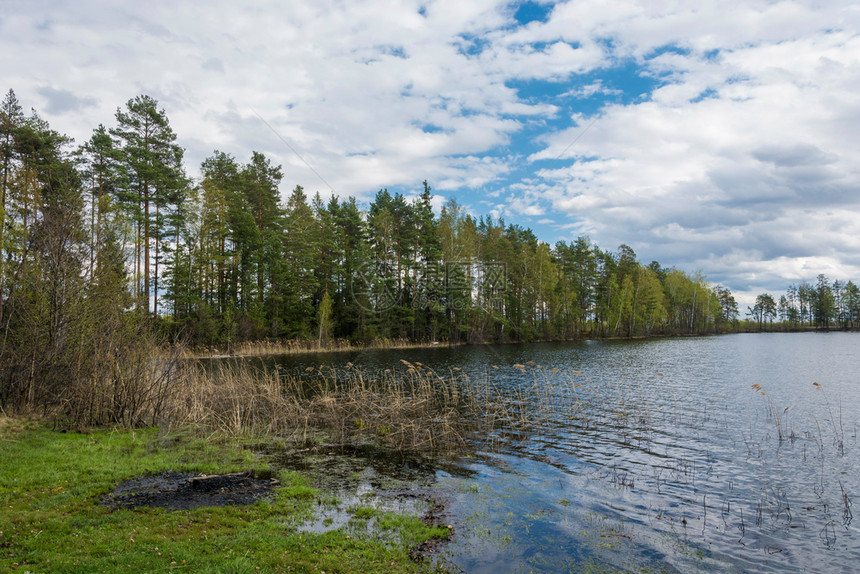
[748,276,860,332]
[0,90,743,353]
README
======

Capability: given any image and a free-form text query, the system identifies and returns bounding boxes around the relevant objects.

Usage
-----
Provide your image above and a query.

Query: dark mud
[409,496,454,561]
[102,470,279,511]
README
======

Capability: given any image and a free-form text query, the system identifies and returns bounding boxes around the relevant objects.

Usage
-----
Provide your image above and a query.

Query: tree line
[0,89,744,360]
[748,275,860,331]
[1,92,750,352]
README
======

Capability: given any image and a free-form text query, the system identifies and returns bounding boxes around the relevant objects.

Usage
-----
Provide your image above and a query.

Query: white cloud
[3,0,860,298]
[559,80,622,99]
[3,1,537,195]
[520,3,860,293]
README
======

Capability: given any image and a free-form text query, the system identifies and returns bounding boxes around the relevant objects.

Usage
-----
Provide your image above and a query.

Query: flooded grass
[164,360,486,453]
[0,422,451,573]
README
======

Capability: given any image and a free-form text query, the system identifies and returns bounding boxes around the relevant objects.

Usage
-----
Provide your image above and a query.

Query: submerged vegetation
[170,361,480,452]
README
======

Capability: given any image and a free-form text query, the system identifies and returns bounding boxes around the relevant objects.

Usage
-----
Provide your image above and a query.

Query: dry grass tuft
[0,412,27,438]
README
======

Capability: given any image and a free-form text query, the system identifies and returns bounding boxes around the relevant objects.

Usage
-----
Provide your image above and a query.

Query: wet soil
[272,443,460,561]
[409,496,454,561]
[102,470,279,511]
[100,448,458,565]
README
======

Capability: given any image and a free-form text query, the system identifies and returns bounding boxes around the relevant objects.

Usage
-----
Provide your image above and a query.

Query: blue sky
[4,0,860,307]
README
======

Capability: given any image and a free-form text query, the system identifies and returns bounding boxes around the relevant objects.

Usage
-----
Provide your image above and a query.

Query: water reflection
[260,333,860,572]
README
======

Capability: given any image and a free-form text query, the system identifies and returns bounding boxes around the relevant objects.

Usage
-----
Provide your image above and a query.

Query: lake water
[267,333,860,573]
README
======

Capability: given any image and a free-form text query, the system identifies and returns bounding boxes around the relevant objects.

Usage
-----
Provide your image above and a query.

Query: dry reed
[750,383,792,442]
[163,359,484,452]
[188,338,462,359]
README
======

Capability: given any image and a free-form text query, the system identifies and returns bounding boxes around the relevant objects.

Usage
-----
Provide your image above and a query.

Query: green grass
[0,418,450,573]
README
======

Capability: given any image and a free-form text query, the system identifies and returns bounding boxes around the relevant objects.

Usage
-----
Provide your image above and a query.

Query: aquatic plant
[164,360,488,453]
[813,381,845,455]
[750,383,792,442]
[188,337,459,359]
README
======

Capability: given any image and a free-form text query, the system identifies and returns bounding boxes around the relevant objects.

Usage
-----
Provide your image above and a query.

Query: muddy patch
[103,470,279,511]
[409,495,454,561]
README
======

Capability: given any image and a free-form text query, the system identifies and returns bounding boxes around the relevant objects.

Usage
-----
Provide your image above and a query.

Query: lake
[264,332,860,573]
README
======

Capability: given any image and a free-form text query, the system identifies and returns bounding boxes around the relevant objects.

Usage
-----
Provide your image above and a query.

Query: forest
[0,90,744,350]
[4,88,860,419]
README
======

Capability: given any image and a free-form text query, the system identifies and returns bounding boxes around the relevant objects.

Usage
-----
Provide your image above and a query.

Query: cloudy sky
[4,0,859,306]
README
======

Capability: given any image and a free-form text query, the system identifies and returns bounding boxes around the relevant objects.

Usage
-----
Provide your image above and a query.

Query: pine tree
[0,89,25,324]
[411,181,442,339]
[332,196,370,340]
[77,124,122,282]
[198,155,235,317]
[240,151,283,317]
[111,95,185,314]
[282,185,317,337]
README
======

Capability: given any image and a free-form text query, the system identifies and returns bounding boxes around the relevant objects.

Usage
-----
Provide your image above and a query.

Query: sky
[4,0,860,308]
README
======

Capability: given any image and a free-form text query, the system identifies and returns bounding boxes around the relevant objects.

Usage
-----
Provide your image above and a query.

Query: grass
[0,416,450,573]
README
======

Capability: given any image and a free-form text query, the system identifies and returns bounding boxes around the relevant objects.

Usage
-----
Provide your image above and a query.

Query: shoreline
[187,331,724,360]
[187,326,860,360]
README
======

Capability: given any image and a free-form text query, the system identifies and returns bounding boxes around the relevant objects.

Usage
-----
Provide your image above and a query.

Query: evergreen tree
[715,285,739,330]
[0,89,25,324]
[198,154,237,319]
[332,196,371,340]
[815,274,835,328]
[77,124,122,281]
[411,181,442,340]
[239,151,284,328]
[282,185,317,337]
[111,95,186,314]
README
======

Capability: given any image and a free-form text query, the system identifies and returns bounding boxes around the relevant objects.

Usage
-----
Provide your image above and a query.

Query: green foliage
[760,274,860,331]
[749,293,777,330]
[111,94,187,315]
[0,87,778,415]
